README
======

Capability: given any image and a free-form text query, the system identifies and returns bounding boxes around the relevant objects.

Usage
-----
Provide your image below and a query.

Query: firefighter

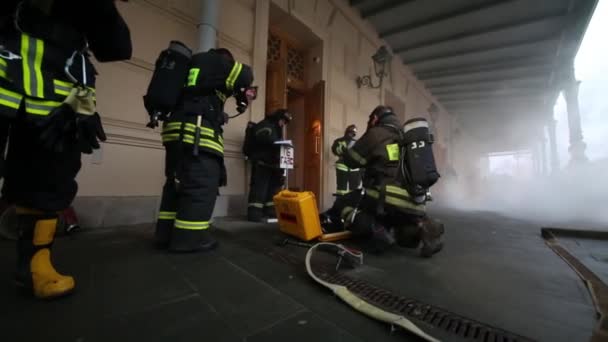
[246,109,292,222]
[331,124,361,196]
[0,0,132,299]
[154,48,255,252]
[337,105,444,256]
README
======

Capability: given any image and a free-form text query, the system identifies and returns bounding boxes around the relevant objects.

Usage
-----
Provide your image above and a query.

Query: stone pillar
[198,0,220,52]
[540,136,547,175]
[546,118,559,173]
[562,69,588,164]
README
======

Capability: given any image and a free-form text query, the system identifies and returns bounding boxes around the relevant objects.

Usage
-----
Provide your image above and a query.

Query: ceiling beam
[432,84,544,97]
[415,56,553,80]
[361,0,416,18]
[438,91,547,103]
[427,78,547,93]
[403,36,559,65]
[442,94,544,105]
[379,0,515,39]
[419,65,553,84]
[425,75,549,88]
[393,12,566,53]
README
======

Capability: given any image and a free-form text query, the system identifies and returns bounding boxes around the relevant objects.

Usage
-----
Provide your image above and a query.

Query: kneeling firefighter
[333,105,444,256]
[0,0,132,298]
[244,109,292,222]
[145,44,255,252]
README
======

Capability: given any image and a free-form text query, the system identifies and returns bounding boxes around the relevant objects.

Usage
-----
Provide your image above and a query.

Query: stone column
[562,69,588,164]
[546,118,559,173]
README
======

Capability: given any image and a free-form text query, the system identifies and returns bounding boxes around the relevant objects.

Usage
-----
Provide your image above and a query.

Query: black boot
[263,206,277,219]
[168,228,218,253]
[394,219,422,248]
[247,207,265,223]
[370,223,395,254]
[154,219,173,249]
[419,217,445,258]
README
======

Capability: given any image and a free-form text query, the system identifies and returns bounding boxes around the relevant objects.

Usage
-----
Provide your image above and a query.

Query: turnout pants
[2,108,81,298]
[331,191,423,248]
[2,113,81,212]
[335,165,361,196]
[247,162,284,220]
[156,141,221,251]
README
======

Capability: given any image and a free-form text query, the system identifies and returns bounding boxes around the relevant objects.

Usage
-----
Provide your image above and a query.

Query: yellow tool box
[273,190,352,242]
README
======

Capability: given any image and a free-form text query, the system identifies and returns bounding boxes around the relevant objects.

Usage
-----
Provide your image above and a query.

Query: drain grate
[319,269,536,342]
[223,233,537,342]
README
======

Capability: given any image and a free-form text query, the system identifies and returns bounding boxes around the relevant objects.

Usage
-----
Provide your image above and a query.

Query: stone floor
[0,208,600,342]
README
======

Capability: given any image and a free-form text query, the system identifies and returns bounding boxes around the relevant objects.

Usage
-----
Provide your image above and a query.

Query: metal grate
[320,270,536,342]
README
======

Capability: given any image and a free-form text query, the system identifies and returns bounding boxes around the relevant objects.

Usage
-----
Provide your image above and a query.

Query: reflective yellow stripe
[24,98,61,116]
[365,188,424,211]
[340,206,355,222]
[386,185,410,198]
[347,148,367,165]
[226,62,242,91]
[174,219,210,230]
[199,139,224,153]
[0,87,23,109]
[183,123,215,136]
[0,60,6,79]
[336,164,349,172]
[162,133,180,142]
[181,136,224,153]
[34,39,44,97]
[187,68,200,86]
[264,202,275,207]
[21,34,44,98]
[249,203,263,208]
[158,211,176,220]
[215,90,227,102]
[164,122,215,137]
[336,190,349,195]
[386,143,400,161]
[53,79,96,98]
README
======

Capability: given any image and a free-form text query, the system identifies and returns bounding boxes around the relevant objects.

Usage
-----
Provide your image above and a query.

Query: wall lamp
[356,46,392,89]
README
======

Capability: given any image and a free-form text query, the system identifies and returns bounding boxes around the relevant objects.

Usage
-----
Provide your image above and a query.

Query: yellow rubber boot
[15,210,75,299]
[30,218,75,299]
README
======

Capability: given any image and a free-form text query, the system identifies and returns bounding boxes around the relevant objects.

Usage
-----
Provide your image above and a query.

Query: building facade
[75,0,454,227]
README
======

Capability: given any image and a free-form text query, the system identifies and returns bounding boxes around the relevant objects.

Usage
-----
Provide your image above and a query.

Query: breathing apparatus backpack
[143,40,193,128]
[242,121,258,159]
[396,117,441,203]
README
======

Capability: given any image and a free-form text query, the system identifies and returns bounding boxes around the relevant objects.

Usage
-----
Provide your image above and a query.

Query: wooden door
[265,59,287,114]
[303,81,325,203]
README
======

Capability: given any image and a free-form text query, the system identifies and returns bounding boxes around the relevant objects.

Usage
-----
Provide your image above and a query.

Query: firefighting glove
[65,86,107,154]
[39,103,78,153]
[76,112,107,154]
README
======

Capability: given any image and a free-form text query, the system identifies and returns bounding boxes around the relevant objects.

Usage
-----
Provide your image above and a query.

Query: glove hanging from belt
[39,86,107,154]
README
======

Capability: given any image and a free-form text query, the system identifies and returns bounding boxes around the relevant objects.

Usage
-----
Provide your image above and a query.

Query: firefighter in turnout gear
[331,124,361,196]
[154,48,254,252]
[246,109,292,222]
[333,106,444,256]
[0,0,132,299]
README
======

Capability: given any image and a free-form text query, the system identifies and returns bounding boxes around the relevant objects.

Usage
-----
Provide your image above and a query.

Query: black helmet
[345,124,357,137]
[269,109,292,123]
[370,105,394,120]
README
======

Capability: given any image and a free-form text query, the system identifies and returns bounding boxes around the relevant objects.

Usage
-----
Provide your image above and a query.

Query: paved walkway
[0,209,598,342]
